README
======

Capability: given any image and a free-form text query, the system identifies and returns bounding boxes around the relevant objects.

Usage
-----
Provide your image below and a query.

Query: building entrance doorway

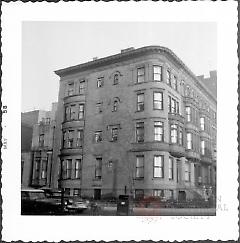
[178,190,186,201]
[94,189,101,200]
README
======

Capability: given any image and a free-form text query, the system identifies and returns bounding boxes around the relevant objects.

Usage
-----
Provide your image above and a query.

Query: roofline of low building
[54,45,216,103]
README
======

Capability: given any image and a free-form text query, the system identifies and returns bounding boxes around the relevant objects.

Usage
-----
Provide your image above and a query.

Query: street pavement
[70,205,216,216]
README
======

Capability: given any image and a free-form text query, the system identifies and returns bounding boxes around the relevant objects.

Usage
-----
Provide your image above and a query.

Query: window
[170,124,178,144]
[169,157,174,180]
[201,140,205,155]
[66,159,72,179]
[34,159,41,180]
[179,127,183,145]
[137,67,145,83]
[153,189,164,198]
[166,70,171,85]
[96,102,103,114]
[135,189,144,200]
[186,133,192,150]
[78,104,84,119]
[113,100,118,112]
[153,65,162,81]
[185,162,191,182]
[65,106,70,121]
[137,93,144,111]
[111,127,118,141]
[154,121,164,142]
[186,107,191,122]
[97,77,104,88]
[172,75,177,90]
[168,190,174,199]
[94,131,103,143]
[41,160,47,179]
[200,117,205,130]
[70,104,76,120]
[113,74,119,85]
[136,122,144,142]
[79,80,85,95]
[67,130,74,148]
[64,188,71,196]
[168,97,179,114]
[95,157,102,179]
[153,91,163,110]
[74,159,81,179]
[73,189,81,196]
[76,130,83,147]
[67,82,74,96]
[39,134,44,147]
[136,155,144,179]
[153,155,164,178]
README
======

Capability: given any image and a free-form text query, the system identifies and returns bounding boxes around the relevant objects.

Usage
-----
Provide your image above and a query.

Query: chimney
[93,57,98,61]
[121,47,135,54]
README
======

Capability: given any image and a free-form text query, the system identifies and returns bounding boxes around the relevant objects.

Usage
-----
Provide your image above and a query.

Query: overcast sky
[22,22,217,112]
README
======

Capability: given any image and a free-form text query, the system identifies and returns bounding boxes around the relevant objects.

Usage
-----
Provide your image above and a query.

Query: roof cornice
[54,45,216,103]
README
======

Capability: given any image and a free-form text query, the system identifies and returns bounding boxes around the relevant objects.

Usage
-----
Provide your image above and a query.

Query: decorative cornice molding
[55,46,216,103]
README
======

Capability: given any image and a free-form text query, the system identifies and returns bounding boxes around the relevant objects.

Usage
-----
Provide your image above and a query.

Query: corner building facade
[52,46,217,200]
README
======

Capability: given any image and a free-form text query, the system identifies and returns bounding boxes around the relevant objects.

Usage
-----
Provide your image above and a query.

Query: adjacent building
[31,103,57,188]
[21,104,57,188]
[52,46,217,201]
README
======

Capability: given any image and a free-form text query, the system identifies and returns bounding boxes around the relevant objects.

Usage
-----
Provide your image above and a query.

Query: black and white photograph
[1,1,238,242]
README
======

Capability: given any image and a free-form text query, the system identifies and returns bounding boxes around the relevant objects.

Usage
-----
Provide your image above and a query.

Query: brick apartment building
[52,46,217,200]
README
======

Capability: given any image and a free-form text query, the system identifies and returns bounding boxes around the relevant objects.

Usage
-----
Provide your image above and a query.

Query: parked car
[21,187,62,215]
[65,197,90,213]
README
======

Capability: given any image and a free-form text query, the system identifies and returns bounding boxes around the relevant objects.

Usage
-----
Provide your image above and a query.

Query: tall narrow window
[79,80,85,95]
[136,122,144,143]
[200,117,205,131]
[78,104,84,119]
[68,130,74,148]
[113,100,118,112]
[39,134,44,147]
[113,74,119,85]
[65,106,70,121]
[96,102,103,114]
[187,133,192,150]
[94,131,103,143]
[70,104,76,120]
[137,67,145,83]
[179,127,183,145]
[166,70,171,85]
[97,77,104,88]
[136,155,144,179]
[76,130,83,147]
[41,160,47,179]
[34,159,41,180]
[153,91,163,110]
[185,162,191,181]
[201,140,205,155]
[153,65,162,81]
[66,159,72,179]
[169,157,174,180]
[67,82,74,96]
[111,127,118,141]
[170,124,178,144]
[153,155,164,178]
[137,93,144,111]
[74,159,81,179]
[154,121,164,142]
[168,96,171,113]
[172,75,177,90]
[95,157,102,179]
[186,107,191,122]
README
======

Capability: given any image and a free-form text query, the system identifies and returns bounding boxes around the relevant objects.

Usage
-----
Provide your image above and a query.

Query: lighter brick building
[52,46,217,201]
